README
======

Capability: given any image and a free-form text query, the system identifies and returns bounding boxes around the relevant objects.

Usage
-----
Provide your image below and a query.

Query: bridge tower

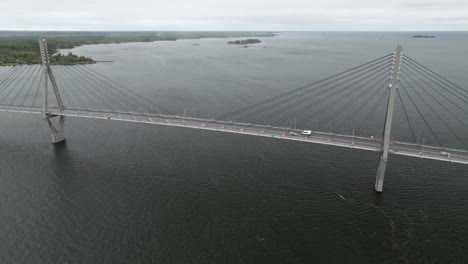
[38,39,66,144]
[375,44,403,192]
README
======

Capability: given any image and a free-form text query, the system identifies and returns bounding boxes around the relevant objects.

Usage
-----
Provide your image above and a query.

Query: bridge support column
[375,156,387,192]
[39,39,66,144]
[374,44,403,193]
[46,115,65,144]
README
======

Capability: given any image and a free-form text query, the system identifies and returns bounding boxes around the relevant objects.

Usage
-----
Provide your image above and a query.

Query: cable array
[0,65,43,107]
[0,64,173,115]
[215,54,394,138]
[390,55,468,148]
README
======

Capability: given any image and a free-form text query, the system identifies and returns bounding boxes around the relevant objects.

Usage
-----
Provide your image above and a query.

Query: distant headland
[0,32,275,66]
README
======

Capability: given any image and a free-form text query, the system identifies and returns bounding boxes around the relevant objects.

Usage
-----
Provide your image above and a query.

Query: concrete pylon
[39,39,66,144]
[375,44,403,192]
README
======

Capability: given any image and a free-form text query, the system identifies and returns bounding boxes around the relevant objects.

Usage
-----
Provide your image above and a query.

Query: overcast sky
[2,0,467,31]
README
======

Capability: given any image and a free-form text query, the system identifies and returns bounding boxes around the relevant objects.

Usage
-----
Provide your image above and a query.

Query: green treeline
[0,39,41,65]
[0,38,94,65]
[0,31,275,66]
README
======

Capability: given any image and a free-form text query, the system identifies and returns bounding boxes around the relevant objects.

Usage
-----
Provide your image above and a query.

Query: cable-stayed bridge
[1,40,467,192]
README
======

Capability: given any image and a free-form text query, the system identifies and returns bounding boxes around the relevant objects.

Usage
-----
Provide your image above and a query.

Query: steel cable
[216,54,394,120]
[400,75,467,148]
[263,63,392,126]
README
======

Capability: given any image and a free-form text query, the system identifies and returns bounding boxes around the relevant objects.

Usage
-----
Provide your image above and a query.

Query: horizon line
[0,29,467,32]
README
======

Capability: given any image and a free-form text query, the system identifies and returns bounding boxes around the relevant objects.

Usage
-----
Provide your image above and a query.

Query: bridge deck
[2,104,468,165]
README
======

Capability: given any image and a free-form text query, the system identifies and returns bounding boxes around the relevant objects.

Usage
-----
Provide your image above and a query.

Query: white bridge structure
[1,40,467,192]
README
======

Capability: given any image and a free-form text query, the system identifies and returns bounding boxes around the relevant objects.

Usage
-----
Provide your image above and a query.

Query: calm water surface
[1,32,468,263]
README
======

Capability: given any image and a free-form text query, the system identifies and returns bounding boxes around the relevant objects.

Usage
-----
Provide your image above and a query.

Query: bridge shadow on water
[52,140,71,171]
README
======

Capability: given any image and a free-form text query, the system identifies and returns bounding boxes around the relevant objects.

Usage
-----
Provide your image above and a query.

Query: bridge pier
[46,115,65,144]
[375,156,387,192]
[39,39,66,144]
[374,44,403,193]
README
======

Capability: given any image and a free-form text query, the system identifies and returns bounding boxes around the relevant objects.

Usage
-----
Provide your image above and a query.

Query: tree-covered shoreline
[0,31,276,66]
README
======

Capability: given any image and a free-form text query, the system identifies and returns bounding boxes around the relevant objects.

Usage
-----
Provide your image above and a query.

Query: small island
[413,35,436,38]
[227,39,262,45]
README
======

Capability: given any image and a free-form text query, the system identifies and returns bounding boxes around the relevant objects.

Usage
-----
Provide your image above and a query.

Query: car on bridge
[440,151,451,157]
[301,130,312,136]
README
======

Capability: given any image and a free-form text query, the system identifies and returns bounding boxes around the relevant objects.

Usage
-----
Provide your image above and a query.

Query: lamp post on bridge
[375,44,403,193]
[38,39,66,144]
